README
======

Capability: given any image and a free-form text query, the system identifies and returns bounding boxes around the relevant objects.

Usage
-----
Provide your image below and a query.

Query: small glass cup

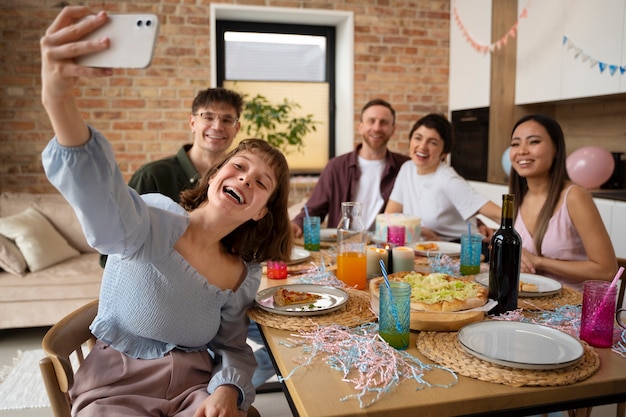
[580,280,617,348]
[379,281,411,350]
[267,260,287,279]
[387,225,406,246]
[303,216,321,251]
[460,233,482,275]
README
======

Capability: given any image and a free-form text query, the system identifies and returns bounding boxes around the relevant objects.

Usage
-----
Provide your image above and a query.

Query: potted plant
[240,93,318,154]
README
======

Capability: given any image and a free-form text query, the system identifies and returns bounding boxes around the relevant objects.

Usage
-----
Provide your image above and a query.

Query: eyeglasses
[194,112,239,127]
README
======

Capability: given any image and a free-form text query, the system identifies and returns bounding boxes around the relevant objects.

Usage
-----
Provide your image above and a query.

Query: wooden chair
[39,299,261,417]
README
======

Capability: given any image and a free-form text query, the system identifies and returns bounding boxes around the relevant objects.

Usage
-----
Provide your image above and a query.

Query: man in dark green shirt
[127,144,200,201]
[127,87,244,202]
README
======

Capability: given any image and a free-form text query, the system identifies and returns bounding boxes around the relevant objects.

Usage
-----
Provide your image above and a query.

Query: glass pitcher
[336,202,367,289]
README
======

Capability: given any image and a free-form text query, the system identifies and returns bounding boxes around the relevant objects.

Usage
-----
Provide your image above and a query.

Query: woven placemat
[416,331,599,387]
[248,288,377,331]
[518,285,582,311]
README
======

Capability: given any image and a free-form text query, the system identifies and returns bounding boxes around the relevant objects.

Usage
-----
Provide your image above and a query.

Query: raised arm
[40,6,113,145]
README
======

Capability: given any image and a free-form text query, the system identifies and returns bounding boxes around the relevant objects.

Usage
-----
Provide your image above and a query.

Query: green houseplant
[240,93,318,154]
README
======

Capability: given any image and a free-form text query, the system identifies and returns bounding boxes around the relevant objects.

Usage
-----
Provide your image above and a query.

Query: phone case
[76,14,159,69]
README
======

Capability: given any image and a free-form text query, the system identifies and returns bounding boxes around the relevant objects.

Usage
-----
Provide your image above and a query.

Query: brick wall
[0,0,450,193]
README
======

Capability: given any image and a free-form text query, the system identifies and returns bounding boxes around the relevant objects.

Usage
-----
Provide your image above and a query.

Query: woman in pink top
[509,114,617,291]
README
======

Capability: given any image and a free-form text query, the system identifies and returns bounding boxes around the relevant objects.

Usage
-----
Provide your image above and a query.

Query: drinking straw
[589,266,624,328]
[379,259,403,332]
[304,204,310,221]
[609,266,625,291]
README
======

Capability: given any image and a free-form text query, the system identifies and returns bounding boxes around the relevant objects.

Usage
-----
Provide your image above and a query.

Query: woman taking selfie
[40,6,292,417]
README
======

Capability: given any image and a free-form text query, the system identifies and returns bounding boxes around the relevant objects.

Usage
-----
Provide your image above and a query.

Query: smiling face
[358,104,396,153]
[409,125,446,175]
[208,150,276,222]
[510,120,557,180]
[189,103,241,157]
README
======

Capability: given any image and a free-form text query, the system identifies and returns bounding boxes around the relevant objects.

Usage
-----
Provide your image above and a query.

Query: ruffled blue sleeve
[41,126,187,258]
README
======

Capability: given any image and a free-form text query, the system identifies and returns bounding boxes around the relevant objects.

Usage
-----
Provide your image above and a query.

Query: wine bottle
[488,194,522,315]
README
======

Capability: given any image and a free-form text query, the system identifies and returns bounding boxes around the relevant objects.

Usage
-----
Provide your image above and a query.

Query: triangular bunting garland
[563,36,624,76]
[453,0,529,55]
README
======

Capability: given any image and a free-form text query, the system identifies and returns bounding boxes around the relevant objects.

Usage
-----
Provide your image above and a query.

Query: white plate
[255,284,349,316]
[287,247,311,265]
[319,228,337,242]
[474,272,562,297]
[414,241,461,257]
[457,321,583,370]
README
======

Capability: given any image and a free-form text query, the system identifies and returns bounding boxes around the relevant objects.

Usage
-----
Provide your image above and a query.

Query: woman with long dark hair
[509,114,617,290]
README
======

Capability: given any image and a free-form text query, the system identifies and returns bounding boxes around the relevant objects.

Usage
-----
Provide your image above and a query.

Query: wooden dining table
[253,253,626,417]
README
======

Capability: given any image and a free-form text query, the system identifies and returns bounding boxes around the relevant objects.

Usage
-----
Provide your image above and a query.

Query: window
[210,5,355,169]
[217,21,333,173]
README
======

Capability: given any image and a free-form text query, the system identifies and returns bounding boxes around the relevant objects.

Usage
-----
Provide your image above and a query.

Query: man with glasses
[99,87,278,391]
[126,87,243,198]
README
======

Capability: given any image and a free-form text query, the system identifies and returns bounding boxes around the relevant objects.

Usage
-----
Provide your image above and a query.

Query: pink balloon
[566,146,615,189]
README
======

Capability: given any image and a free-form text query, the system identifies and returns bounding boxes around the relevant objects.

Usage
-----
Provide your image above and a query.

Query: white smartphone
[76,14,159,69]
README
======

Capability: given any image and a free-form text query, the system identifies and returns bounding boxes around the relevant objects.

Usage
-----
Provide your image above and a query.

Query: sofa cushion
[0,192,94,253]
[0,206,80,272]
[0,234,27,275]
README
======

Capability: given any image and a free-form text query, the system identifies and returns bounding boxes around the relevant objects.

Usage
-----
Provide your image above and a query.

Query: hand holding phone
[76,14,159,69]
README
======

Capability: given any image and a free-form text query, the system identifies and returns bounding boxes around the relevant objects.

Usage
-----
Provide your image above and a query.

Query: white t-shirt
[355,156,385,230]
[389,161,488,241]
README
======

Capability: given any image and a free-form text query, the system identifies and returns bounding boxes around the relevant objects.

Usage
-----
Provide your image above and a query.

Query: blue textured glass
[379,281,410,350]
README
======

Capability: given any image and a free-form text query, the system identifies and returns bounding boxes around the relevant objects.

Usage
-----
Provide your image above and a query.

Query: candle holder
[392,246,415,273]
[377,242,395,273]
[367,245,389,278]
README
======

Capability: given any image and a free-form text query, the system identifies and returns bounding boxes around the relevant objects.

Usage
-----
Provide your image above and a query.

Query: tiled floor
[0,326,293,417]
[0,326,621,417]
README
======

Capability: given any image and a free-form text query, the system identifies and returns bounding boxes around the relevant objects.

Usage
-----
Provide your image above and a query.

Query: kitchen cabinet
[592,198,626,259]
[560,0,623,100]
[593,198,614,236]
[515,0,625,104]
[515,0,563,104]
[609,201,626,258]
[448,0,492,111]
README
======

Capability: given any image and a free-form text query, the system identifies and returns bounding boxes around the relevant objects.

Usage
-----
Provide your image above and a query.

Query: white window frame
[210,4,354,156]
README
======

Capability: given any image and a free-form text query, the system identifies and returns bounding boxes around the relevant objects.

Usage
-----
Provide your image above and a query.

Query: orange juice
[336,252,367,289]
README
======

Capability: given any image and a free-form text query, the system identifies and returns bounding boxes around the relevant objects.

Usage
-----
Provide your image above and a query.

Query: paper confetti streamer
[278,323,458,408]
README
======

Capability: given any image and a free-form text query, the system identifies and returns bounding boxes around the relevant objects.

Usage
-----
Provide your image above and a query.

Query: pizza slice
[416,242,439,251]
[519,281,539,292]
[273,287,322,307]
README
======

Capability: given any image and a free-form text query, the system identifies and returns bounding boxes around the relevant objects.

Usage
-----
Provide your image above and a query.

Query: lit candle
[366,246,388,278]
[392,246,415,273]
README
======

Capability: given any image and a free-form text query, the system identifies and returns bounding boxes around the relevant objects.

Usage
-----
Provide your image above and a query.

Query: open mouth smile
[224,186,245,204]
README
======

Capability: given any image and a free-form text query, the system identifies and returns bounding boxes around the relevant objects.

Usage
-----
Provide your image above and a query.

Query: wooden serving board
[410,310,484,331]
[370,290,485,332]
